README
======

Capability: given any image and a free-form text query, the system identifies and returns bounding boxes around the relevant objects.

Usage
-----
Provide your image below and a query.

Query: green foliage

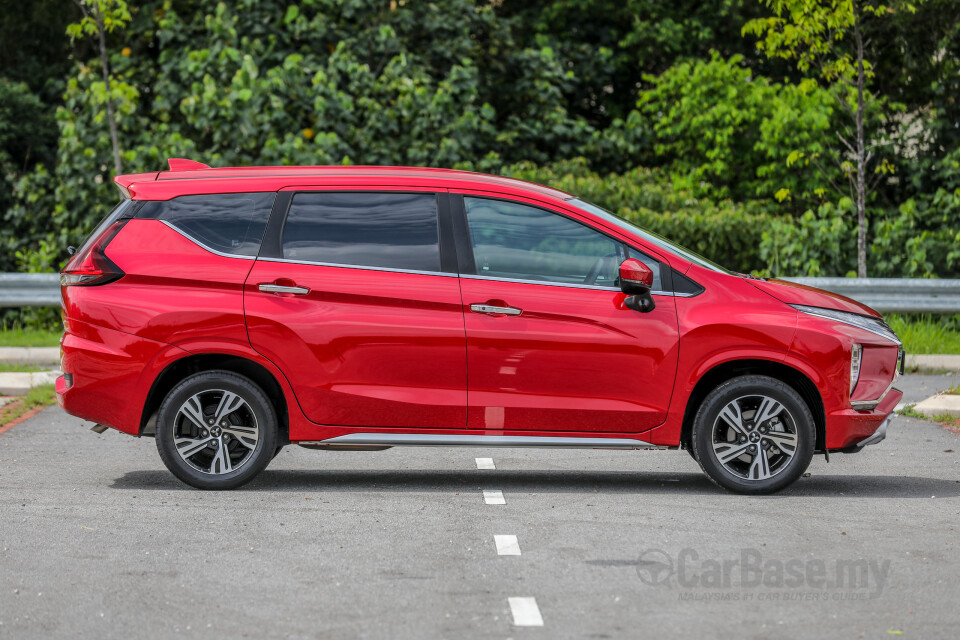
[871,148,960,277]
[742,0,910,80]
[0,0,76,102]
[66,0,131,40]
[1,0,959,283]
[503,159,777,272]
[620,52,837,203]
[759,200,857,276]
[0,79,56,222]
[4,0,603,265]
[500,0,787,129]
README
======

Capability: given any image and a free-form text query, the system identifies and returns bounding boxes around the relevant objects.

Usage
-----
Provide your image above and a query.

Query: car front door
[455,194,679,433]
[245,188,466,429]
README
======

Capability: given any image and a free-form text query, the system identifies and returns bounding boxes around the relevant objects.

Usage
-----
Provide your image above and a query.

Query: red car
[56,160,903,494]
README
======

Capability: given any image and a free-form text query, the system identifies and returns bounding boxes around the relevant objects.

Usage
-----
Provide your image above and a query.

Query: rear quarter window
[138,192,276,257]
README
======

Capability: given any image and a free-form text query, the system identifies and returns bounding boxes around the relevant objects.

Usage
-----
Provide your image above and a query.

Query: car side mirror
[619,258,655,313]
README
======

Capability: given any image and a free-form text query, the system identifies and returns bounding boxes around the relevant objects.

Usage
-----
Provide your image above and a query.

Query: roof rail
[167,158,211,171]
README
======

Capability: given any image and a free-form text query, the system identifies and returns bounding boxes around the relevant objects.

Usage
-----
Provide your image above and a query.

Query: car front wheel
[692,375,815,494]
[155,370,278,490]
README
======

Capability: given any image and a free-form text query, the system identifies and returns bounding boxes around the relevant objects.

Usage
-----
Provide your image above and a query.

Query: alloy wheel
[173,389,260,475]
[710,394,799,481]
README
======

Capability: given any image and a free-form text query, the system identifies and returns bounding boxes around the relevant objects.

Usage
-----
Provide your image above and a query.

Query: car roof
[114,161,575,203]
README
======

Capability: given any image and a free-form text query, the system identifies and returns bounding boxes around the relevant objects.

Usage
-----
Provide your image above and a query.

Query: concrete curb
[905,354,960,371]
[0,371,61,396]
[0,347,59,366]
[914,393,960,418]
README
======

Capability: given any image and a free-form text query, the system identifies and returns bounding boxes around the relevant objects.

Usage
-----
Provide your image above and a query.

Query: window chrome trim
[460,273,674,296]
[251,257,690,295]
[159,220,257,260]
[257,256,456,278]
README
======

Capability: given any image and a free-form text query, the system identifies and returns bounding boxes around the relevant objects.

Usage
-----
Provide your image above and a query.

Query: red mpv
[56,160,903,494]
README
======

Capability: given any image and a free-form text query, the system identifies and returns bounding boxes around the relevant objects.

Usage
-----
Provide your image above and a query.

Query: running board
[298,433,663,450]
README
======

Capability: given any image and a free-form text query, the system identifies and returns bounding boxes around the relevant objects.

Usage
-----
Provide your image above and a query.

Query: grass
[886,314,960,355]
[0,326,61,348]
[898,404,934,420]
[898,403,960,436]
[0,384,56,428]
[0,364,45,373]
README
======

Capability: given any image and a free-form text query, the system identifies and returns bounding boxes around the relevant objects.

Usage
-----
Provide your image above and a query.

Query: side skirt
[297,433,666,450]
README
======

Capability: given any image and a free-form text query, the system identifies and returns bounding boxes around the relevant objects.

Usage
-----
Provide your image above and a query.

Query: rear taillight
[60,219,128,286]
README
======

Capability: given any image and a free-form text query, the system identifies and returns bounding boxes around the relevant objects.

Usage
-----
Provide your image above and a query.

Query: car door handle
[470,304,522,316]
[258,283,310,295]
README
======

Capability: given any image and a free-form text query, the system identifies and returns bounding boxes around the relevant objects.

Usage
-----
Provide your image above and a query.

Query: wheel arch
[679,359,825,454]
[139,353,289,444]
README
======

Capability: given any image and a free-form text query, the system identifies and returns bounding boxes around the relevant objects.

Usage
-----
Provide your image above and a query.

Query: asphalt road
[1,373,959,639]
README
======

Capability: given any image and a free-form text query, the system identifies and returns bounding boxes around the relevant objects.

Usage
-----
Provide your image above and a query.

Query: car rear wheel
[155,370,277,490]
[692,375,815,495]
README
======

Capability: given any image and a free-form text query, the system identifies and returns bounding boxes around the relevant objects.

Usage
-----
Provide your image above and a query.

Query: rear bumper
[825,387,902,451]
[57,317,184,435]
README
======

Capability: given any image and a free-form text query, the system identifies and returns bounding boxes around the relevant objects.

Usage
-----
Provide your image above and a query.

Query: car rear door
[454,193,680,433]
[244,188,467,429]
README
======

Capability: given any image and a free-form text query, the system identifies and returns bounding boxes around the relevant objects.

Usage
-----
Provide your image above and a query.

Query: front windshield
[569,198,733,274]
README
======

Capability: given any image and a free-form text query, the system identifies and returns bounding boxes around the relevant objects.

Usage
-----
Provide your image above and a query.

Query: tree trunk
[854,7,867,278]
[96,7,122,176]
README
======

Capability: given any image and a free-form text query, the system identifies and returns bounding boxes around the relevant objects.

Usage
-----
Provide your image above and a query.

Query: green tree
[66,0,132,175]
[616,52,837,205]
[0,80,56,216]
[6,0,600,266]
[744,0,919,277]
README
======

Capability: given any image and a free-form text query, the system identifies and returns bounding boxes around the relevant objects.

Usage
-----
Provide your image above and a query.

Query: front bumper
[826,386,902,451]
[855,416,889,448]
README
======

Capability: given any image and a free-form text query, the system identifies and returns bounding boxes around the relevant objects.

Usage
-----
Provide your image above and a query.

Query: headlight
[790,305,901,345]
[850,343,862,395]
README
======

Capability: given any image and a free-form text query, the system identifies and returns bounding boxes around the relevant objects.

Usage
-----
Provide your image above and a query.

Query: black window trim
[136,191,275,260]
[450,193,682,296]
[257,189,457,277]
[158,219,259,261]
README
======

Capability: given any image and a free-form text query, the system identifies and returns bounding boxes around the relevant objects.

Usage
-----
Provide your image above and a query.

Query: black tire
[155,370,278,490]
[692,375,815,495]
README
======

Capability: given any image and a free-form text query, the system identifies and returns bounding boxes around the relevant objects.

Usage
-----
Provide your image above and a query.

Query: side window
[139,192,275,257]
[282,192,441,272]
[463,197,661,290]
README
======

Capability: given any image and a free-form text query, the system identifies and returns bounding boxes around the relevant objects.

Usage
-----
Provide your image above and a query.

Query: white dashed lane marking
[508,597,544,626]
[494,535,521,556]
[483,489,506,505]
[475,457,496,470]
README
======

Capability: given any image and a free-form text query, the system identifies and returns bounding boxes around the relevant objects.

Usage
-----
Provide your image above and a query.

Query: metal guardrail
[1,272,959,313]
[781,278,960,314]
[0,273,61,308]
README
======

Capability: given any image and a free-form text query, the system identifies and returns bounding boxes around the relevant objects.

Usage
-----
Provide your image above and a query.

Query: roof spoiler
[167,158,211,171]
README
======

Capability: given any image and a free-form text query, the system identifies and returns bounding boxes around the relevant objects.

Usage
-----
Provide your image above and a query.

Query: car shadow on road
[110,469,960,498]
